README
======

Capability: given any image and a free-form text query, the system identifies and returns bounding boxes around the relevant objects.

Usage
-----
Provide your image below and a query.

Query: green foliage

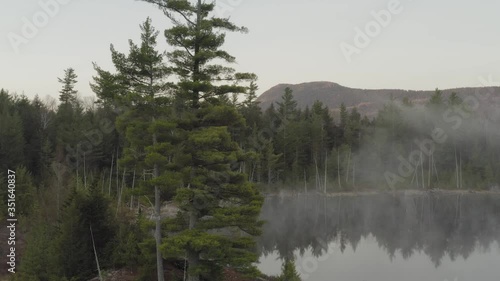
[448,92,463,106]
[277,258,301,281]
[14,166,36,217]
[112,214,145,268]
[428,88,444,107]
[2,2,500,281]
[0,93,25,171]
[58,68,78,104]
[57,186,116,281]
[135,1,264,280]
[15,223,60,281]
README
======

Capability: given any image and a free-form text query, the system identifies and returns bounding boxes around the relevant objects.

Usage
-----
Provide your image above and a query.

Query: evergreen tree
[275,87,298,181]
[14,166,36,216]
[14,96,44,181]
[92,18,174,281]
[0,91,25,171]
[448,92,463,106]
[57,186,116,281]
[428,88,444,107]
[15,220,60,281]
[278,257,301,281]
[55,68,85,171]
[58,68,78,104]
[140,1,263,280]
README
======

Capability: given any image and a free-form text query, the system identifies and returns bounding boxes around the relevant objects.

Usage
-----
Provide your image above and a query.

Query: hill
[256,81,500,117]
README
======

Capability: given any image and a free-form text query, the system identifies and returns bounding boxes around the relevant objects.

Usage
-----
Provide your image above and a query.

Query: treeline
[1,83,150,280]
[2,77,499,280]
[1,2,499,281]
[238,88,500,191]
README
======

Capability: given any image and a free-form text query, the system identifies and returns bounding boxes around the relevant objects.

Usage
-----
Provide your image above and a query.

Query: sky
[1,0,500,101]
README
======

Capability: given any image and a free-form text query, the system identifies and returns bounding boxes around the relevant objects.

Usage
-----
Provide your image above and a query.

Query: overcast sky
[1,0,500,100]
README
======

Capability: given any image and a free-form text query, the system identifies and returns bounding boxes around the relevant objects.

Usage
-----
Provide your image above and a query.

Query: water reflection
[258,192,500,278]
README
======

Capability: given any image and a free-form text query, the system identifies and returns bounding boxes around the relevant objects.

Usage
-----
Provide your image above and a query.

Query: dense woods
[1,1,500,281]
[2,62,500,281]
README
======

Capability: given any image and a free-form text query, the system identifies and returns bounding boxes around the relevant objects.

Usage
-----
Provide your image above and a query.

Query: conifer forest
[1,1,500,281]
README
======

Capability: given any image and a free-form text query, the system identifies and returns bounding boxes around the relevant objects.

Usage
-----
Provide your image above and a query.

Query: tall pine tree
[92,18,174,281]
[141,1,263,280]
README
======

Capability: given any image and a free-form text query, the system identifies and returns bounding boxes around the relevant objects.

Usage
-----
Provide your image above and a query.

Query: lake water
[257,192,500,281]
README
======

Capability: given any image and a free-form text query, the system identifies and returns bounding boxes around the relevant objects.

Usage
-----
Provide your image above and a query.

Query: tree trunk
[337,150,342,190]
[109,153,114,196]
[90,225,102,281]
[420,151,424,189]
[187,210,200,281]
[116,148,119,195]
[455,145,459,189]
[432,152,439,183]
[428,152,431,188]
[100,171,105,194]
[76,146,79,189]
[84,152,87,189]
[130,169,136,210]
[116,168,126,216]
[151,116,165,281]
[314,157,319,190]
[267,167,271,187]
[187,250,200,281]
[459,151,463,189]
[345,148,351,183]
[352,159,355,191]
[324,151,327,193]
[155,183,164,281]
[304,169,307,194]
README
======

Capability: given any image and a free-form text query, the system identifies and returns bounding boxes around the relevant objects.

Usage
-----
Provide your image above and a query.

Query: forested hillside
[2,70,500,280]
[1,0,264,280]
[1,1,500,281]
[257,81,500,118]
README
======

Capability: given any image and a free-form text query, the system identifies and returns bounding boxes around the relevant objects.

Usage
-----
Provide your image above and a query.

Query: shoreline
[263,189,500,198]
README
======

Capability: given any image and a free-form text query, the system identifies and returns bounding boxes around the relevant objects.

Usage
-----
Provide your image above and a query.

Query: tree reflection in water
[258,192,500,267]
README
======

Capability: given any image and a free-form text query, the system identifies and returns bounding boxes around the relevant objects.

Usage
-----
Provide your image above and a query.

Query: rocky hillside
[256,81,500,118]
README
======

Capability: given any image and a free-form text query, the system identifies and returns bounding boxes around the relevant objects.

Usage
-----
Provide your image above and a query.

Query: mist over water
[347,92,500,190]
[257,192,500,280]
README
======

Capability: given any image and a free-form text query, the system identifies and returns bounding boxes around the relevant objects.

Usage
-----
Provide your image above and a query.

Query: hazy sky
[1,0,500,100]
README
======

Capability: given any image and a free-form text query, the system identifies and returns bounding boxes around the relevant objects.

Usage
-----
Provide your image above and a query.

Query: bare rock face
[87,269,138,281]
[138,201,180,220]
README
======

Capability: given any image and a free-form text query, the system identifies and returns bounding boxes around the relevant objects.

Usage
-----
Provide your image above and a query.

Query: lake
[257,192,500,281]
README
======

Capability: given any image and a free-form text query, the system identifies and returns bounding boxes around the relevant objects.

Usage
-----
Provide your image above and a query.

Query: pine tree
[278,257,301,281]
[140,1,263,280]
[55,68,85,170]
[448,92,463,106]
[92,18,174,281]
[14,166,36,216]
[0,92,25,171]
[276,87,298,181]
[15,219,60,281]
[429,88,444,107]
[239,81,263,181]
[57,186,116,281]
[58,68,78,104]
[14,96,44,180]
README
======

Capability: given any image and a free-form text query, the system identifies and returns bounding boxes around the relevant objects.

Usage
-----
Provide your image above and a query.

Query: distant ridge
[256,81,500,117]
